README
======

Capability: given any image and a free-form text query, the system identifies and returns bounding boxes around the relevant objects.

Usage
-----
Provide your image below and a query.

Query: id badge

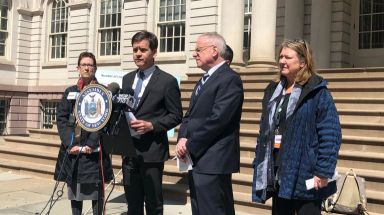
[274,135,282,149]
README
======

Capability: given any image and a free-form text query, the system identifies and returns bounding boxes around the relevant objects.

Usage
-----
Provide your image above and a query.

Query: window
[50,0,68,59]
[158,0,186,52]
[41,100,59,129]
[99,0,121,56]
[0,99,9,135]
[0,0,8,56]
[359,0,384,49]
[243,0,252,60]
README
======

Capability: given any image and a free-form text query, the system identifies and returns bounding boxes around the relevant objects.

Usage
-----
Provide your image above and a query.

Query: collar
[139,64,156,78]
[206,61,226,76]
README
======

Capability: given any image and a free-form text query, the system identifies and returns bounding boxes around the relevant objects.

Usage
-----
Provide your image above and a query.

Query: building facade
[0,0,383,134]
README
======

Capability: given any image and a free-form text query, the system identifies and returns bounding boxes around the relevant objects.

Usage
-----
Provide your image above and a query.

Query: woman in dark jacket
[252,39,341,215]
[54,52,113,215]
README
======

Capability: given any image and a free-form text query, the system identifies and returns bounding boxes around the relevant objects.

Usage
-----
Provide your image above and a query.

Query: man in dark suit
[176,33,244,215]
[121,30,183,215]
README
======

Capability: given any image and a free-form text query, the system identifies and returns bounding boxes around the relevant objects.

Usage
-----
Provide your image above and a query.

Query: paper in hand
[305,171,339,190]
[177,153,193,172]
[124,111,140,138]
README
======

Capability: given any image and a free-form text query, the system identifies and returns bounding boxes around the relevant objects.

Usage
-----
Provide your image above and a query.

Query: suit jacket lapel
[187,64,226,115]
[136,68,160,110]
[126,70,137,88]
[186,80,200,116]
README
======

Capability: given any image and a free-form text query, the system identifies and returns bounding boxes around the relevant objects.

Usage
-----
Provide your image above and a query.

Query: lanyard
[274,92,289,135]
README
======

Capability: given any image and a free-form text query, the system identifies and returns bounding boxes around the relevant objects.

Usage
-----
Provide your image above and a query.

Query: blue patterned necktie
[134,71,145,106]
[195,73,209,96]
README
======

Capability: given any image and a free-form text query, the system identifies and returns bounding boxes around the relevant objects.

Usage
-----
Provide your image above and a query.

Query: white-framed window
[40,100,59,129]
[99,0,121,56]
[243,0,252,60]
[158,0,186,52]
[49,0,68,59]
[359,0,384,49]
[0,0,9,57]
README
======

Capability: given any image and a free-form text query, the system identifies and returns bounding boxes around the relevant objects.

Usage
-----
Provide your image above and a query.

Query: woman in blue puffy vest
[252,39,341,215]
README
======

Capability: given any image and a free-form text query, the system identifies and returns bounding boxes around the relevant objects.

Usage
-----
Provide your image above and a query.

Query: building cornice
[17,8,44,16]
[68,0,92,10]
[0,85,68,93]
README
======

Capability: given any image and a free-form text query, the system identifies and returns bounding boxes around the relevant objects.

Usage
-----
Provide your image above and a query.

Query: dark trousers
[122,158,164,215]
[71,199,102,215]
[272,195,322,215]
[70,182,104,215]
[188,171,235,215]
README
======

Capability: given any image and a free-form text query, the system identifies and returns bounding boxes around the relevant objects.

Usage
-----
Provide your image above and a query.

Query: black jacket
[121,67,183,162]
[54,85,113,184]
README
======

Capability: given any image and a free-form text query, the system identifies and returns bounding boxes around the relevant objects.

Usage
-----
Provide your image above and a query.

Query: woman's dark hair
[131,30,158,50]
[77,51,97,70]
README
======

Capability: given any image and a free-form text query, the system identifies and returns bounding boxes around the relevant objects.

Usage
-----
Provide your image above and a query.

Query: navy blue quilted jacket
[252,75,341,202]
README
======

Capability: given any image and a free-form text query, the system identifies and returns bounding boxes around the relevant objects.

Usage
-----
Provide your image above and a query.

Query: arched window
[50,0,68,59]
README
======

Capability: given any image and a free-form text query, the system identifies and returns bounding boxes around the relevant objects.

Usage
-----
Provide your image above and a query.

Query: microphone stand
[109,108,124,136]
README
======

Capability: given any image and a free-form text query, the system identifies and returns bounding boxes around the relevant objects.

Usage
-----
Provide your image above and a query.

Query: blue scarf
[255,79,302,191]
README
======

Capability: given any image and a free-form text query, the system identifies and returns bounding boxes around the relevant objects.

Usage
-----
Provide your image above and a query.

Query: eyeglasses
[194,45,214,53]
[79,64,95,68]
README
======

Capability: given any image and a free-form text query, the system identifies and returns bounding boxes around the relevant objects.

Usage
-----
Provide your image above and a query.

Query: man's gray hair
[199,32,226,57]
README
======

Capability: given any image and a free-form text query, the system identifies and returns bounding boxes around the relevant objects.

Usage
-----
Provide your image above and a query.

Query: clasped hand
[69,145,92,154]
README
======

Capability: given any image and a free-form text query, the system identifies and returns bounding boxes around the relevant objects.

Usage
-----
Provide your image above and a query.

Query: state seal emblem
[75,84,112,132]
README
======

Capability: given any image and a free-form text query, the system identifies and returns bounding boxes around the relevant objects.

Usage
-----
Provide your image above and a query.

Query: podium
[101,112,137,158]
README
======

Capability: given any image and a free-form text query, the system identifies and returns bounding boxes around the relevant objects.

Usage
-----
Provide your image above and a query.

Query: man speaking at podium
[121,30,183,215]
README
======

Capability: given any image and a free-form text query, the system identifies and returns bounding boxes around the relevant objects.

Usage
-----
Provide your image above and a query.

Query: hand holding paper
[124,111,140,138]
[306,171,339,190]
[177,153,193,172]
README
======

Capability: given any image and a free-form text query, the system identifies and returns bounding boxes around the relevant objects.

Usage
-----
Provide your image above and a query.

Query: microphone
[107,82,137,111]
[107,82,120,96]
[105,83,137,135]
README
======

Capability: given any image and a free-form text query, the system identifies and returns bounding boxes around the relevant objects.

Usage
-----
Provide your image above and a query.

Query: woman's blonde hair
[275,39,317,85]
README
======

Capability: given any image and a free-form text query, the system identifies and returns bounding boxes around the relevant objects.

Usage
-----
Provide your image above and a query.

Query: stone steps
[3,135,60,151]
[2,134,383,191]
[181,80,384,91]
[1,131,383,214]
[161,156,384,214]
[180,106,384,134]
[28,128,60,141]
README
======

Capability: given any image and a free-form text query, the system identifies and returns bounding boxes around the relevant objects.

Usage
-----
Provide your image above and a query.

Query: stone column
[220,0,245,67]
[310,0,331,68]
[284,0,304,39]
[247,0,277,68]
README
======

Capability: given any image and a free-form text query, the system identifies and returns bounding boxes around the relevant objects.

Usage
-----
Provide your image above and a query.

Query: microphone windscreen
[120,88,135,95]
[108,82,120,95]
